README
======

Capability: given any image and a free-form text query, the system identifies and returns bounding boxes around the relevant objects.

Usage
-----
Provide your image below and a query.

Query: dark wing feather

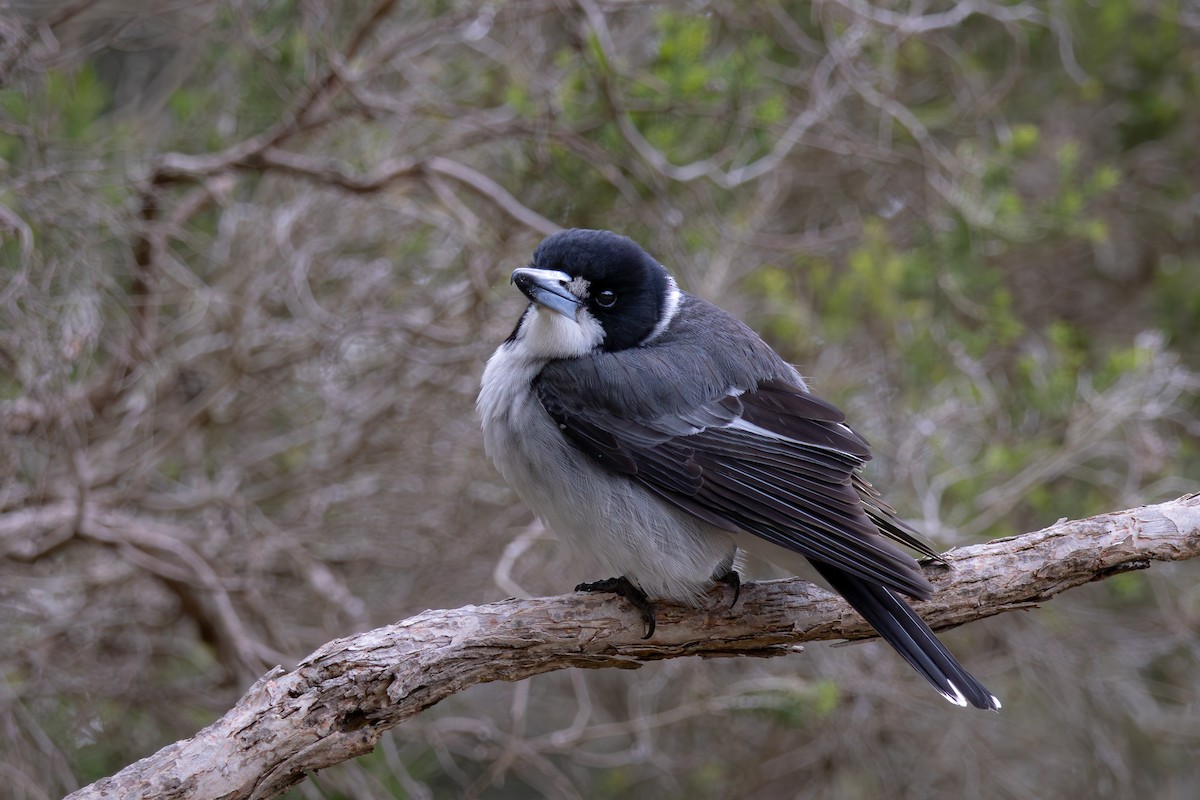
[733,379,871,457]
[853,472,944,562]
[534,371,937,600]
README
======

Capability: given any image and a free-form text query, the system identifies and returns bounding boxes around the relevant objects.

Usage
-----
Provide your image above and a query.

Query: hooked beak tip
[511,267,581,320]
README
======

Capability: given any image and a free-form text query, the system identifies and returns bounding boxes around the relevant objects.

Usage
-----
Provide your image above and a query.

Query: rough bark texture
[68,495,1200,800]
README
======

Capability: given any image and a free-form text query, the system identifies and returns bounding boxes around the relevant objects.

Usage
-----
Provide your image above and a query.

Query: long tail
[813,562,1000,710]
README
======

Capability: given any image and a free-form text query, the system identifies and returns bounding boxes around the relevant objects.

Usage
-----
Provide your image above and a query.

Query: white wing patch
[726,417,863,456]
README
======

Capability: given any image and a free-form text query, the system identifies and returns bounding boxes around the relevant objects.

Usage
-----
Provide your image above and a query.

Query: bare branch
[827,0,1043,34]
[159,146,561,238]
[424,157,562,236]
[0,0,101,85]
[66,495,1200,800]
[579,0,852,189]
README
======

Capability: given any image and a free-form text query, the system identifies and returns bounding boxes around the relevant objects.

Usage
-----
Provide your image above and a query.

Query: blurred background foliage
[1,1,1198,798]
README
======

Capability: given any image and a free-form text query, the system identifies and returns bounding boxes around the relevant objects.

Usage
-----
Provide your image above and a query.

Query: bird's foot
[713,567,741,609]
[575,576,657,639]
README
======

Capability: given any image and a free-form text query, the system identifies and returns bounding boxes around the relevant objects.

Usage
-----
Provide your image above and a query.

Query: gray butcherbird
[477,228,999,710]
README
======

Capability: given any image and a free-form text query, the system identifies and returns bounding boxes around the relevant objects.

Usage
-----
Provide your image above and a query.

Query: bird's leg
[713,567,741,609]
[575,576,657,639]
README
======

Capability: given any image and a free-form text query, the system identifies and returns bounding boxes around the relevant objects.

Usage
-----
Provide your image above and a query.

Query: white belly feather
[478,340,737,603]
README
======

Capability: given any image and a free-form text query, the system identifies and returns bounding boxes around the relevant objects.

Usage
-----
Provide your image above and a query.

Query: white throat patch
[515,303,606,360]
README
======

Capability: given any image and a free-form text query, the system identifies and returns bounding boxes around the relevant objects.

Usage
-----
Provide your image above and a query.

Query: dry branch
[65,494,1200,800]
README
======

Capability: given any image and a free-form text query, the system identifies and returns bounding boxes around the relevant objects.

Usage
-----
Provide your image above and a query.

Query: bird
[477,228,1000,710]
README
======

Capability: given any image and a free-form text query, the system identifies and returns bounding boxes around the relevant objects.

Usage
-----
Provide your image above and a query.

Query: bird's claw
[575,576,657,639]
[714,568,741,609]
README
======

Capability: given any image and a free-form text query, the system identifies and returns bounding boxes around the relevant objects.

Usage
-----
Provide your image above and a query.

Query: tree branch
[66,494,1200,800]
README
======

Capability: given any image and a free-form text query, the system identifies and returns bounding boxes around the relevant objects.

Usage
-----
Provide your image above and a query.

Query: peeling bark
[67,494,1200,800]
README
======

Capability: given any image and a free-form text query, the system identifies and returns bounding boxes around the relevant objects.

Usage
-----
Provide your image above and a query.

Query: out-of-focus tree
[1,1,1197,798]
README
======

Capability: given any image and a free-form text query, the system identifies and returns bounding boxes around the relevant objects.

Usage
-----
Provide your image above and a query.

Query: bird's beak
[511,268,582,320]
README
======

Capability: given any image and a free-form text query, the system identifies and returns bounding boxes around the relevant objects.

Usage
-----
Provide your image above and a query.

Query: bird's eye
[596,289,617,308]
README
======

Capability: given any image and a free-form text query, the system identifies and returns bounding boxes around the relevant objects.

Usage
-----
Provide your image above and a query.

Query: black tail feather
[813,562,1000,710]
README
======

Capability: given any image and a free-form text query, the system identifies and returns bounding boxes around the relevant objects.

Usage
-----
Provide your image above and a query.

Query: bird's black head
[519,229,675,353]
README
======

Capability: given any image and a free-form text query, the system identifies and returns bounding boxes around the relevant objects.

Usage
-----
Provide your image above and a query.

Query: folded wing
[534,375,939,600]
